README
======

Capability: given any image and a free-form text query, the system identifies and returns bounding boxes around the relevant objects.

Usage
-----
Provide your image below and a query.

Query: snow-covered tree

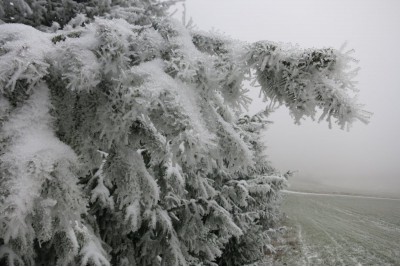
[0,0,370,265]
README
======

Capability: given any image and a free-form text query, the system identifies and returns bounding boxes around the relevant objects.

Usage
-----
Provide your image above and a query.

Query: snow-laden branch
[192,32,371,129]
[247,41,371,129]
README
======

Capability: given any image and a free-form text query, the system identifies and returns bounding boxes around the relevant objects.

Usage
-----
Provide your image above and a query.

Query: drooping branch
[192,31,371,129]
[246,41,371,129]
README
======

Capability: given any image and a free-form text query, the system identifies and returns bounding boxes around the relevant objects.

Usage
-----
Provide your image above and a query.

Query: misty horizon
[177,0,400,197]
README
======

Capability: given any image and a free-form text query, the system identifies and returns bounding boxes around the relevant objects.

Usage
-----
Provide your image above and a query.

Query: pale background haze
[174,0,400,197]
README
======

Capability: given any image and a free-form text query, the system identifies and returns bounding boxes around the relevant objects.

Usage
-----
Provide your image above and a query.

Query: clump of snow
[0,82,81,261]
[131,59,216,146]
[0,24,53,92]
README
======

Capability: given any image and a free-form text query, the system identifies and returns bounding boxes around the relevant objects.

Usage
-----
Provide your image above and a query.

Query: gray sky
[175,0,400,196]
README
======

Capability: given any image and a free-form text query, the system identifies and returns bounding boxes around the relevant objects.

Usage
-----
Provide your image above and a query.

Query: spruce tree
[0,0,370,265]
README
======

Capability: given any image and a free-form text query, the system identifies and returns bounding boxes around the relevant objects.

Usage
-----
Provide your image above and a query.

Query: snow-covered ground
[277,191,400,265]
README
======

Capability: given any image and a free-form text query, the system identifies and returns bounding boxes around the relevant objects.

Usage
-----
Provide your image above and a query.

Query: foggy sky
[176,0,400,196]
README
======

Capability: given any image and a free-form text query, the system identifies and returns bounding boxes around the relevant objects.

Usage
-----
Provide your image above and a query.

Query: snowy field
[276,191,400,265]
